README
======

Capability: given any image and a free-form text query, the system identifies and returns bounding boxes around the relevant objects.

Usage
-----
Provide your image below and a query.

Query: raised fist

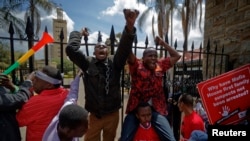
[0,74,15,91]
[155,36,163,46]
[123,9,139,31]
[81,27,89,37]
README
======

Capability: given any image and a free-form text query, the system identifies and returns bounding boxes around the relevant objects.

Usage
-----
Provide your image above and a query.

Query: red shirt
[133,123,160,141]
[126,58,172,115]
[180,111,205,141]
[16,87,68,141]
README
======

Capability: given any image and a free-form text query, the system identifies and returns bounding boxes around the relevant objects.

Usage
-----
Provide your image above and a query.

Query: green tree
[181,0,203,51]
[52,58,74,75]
[2,0,58,72]
[2,0,57,37]
[137,0,177,56]
[137,0,203,52]
[0,42,11,68]
[0,41,27,69]
[0,1,25,37]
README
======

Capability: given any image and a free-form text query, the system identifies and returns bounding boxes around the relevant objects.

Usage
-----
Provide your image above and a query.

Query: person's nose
[151,55,157,60]
[145,116,151,122]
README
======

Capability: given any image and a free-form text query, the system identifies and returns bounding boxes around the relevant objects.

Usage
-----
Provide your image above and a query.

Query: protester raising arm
[127,36,181,65]
[16,66,69,141]
[0,72,34,141]
[155,36,181,65]
[42,70,87,141]
[121,35,180,141]
[0,73,34,110]
[66,8,140,141]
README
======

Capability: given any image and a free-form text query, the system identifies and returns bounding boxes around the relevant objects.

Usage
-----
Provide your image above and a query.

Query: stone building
[203,0,250,78]
[51,7,68,62]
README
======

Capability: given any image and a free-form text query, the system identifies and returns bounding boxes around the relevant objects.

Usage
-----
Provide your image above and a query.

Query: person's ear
[58,125,70,135]
[142,54,146,60]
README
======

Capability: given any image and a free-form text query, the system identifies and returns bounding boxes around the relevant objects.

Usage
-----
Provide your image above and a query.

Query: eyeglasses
[95,45,107,49]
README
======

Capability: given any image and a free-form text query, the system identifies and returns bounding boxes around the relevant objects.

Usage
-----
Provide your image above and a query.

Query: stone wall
[203,0,250,79]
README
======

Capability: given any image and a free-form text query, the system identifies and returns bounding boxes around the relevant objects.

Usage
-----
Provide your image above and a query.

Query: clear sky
[0,0,205,59]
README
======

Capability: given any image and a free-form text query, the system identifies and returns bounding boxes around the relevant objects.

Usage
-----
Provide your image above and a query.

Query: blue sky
[52,0,205,46]
[53,0,120,34]
[52,0,153,44]
[0,0,205,59]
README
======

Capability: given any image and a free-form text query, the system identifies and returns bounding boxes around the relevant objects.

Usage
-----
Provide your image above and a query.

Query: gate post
[9,22,16,84]
[59,28,64,85]
[25,16,34,73]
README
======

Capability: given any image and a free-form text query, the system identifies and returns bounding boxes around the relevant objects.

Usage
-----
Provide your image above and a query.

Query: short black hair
[179,93,194,107]
[59,104,88,129]
[135,102,152,114]
[42,65,62,87]
[143,47,157,57]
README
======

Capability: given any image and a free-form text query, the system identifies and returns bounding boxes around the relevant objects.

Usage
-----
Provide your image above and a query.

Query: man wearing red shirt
[178,93,205,141]
[120,36,181,141]
[16,65,69,141]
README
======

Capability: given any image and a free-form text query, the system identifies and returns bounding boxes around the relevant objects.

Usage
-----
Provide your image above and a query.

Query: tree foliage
[0,42,11,68]
[137,0,203,52]
[137,0,178,56]
[0,41,26,69]
[51,58,74,75]
[0,1,26,37]
[1,0,58,37]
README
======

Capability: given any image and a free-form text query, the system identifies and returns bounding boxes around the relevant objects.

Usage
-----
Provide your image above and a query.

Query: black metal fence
[0,21,230,140]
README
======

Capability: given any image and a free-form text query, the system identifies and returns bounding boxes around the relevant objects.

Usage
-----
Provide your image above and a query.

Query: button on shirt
[126,57,172,115]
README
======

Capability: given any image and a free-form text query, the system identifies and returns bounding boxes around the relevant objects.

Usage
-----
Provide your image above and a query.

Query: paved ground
[20,78,129,141]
